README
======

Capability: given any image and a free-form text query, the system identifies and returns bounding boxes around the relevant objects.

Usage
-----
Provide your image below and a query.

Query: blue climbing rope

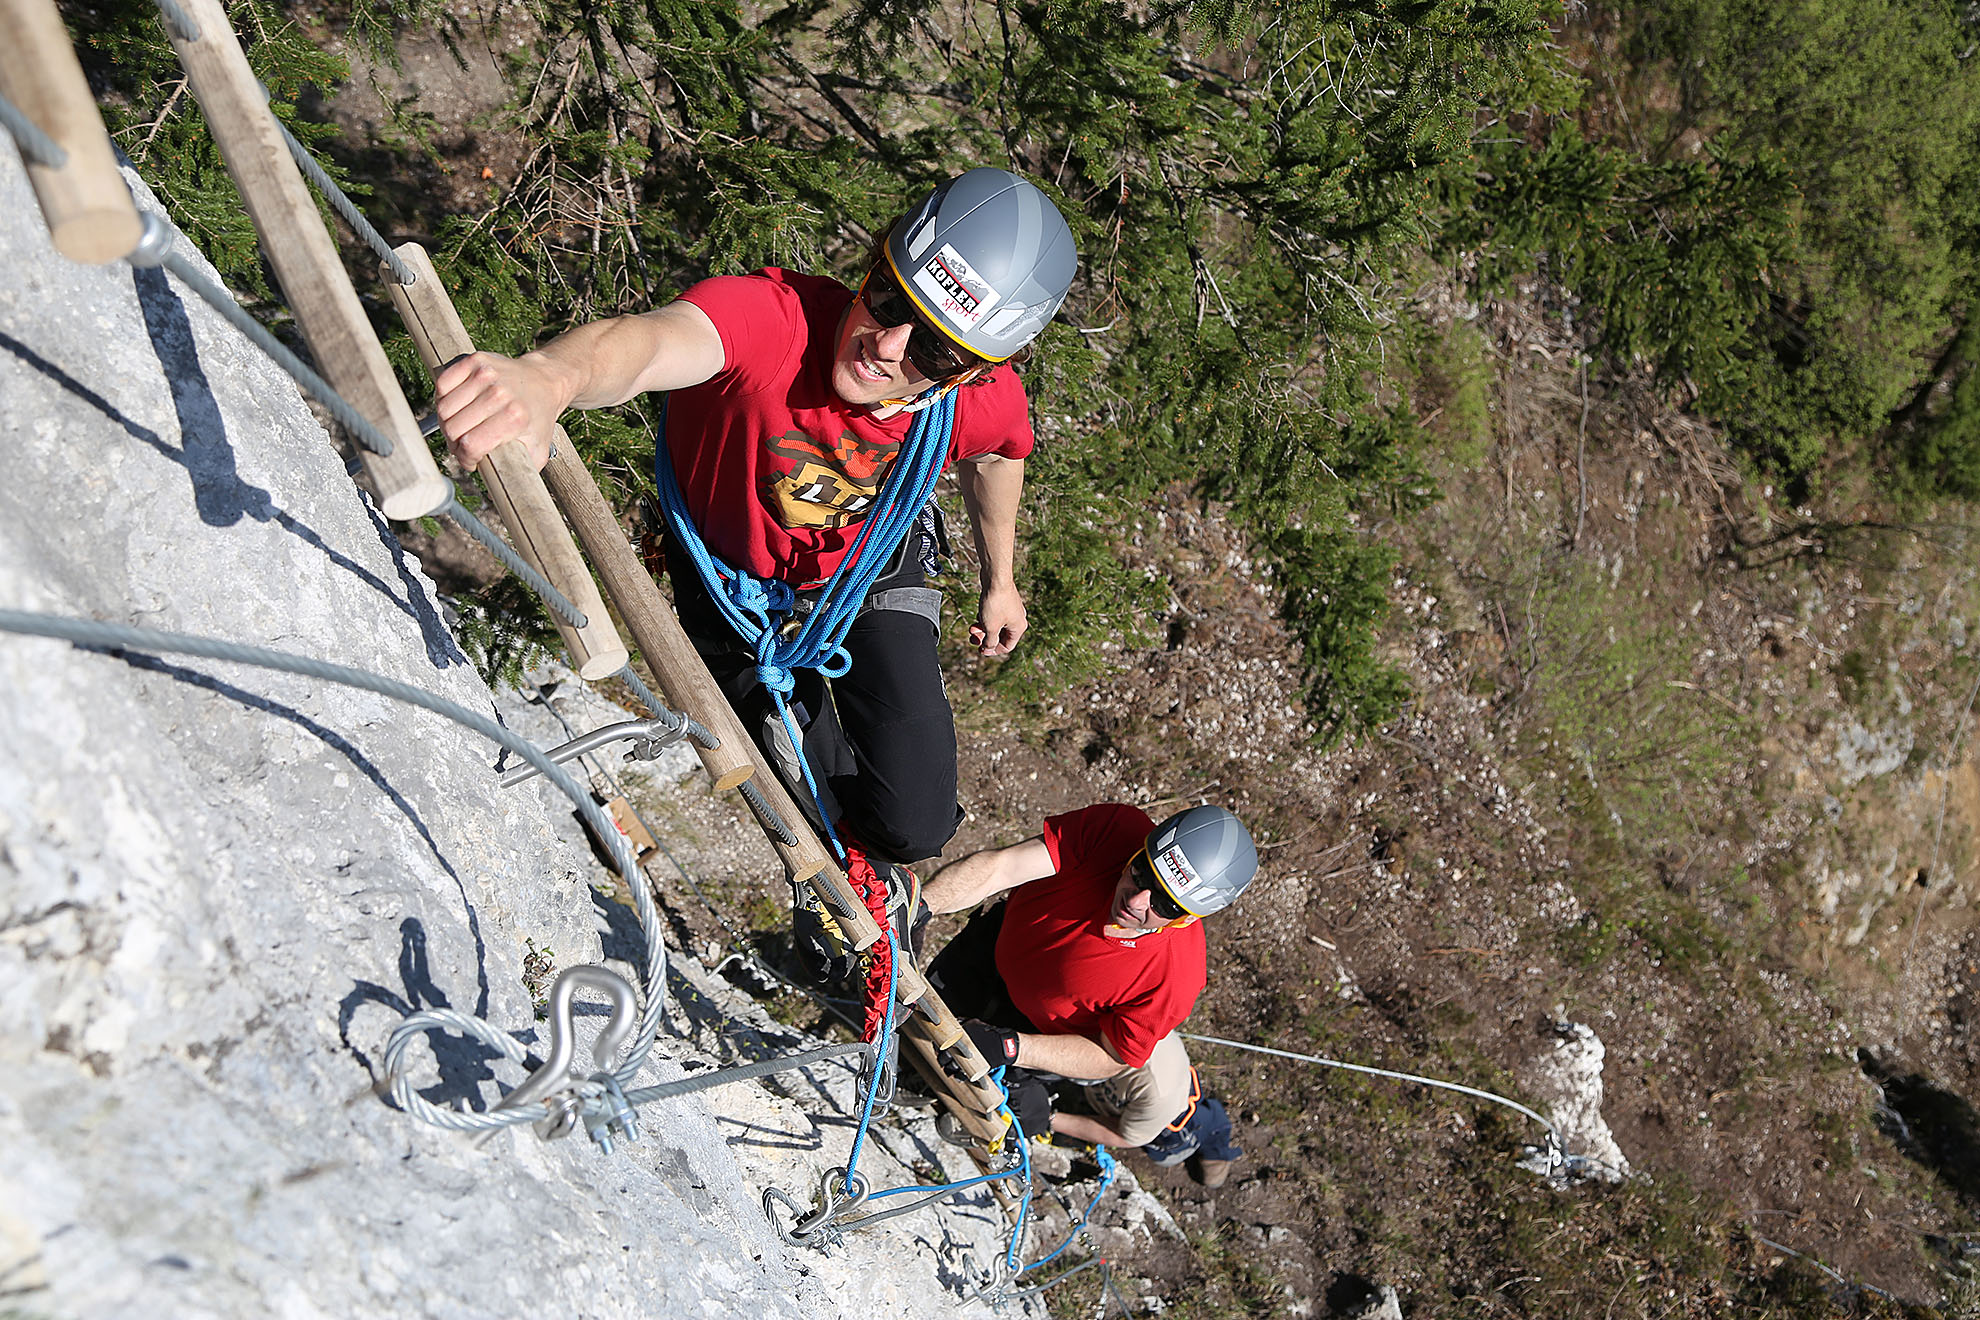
[652,390,957,858]
[997,1068,1036,1272]
[1017,1145,1118,1275]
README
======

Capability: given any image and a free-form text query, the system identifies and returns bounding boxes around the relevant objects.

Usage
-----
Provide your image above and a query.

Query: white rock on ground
[1517,1021,1632,1184]
[1350,1283,1404,1320]
[0,140,1162,1317]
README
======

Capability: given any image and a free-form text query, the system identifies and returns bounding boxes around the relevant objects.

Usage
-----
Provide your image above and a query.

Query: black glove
[1004,1074,1054,1140]
[962,1018,1020,1068]
[791,884,857,989]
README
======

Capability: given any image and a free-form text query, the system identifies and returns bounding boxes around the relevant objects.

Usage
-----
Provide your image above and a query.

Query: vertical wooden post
[0,0,143,263]
[164,0,448,520]
[384,242,630,681]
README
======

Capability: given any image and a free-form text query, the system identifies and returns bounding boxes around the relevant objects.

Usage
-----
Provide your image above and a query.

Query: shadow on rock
[340,917,518,1112]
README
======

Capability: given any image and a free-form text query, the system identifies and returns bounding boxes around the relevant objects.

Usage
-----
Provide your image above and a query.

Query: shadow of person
[0,281,467,670]
[340,917,525,1113]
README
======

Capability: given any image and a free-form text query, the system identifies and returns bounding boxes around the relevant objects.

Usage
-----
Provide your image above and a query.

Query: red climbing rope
[841,843,897,1043]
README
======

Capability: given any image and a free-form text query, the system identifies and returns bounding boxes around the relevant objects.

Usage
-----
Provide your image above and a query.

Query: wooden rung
[903,1012,994,1090]
[384,242,630,680]
[540,444,758,794]
[902,1027,1007,1146]
[0,0,143,263]
[165,0,447,520]
[910,988,968,1053]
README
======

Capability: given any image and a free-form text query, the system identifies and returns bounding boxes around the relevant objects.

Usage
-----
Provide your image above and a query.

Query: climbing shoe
[760,709,828,837]
[878,859,928,965]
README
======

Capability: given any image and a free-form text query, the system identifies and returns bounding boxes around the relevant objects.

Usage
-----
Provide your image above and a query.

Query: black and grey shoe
[760,708,828,836]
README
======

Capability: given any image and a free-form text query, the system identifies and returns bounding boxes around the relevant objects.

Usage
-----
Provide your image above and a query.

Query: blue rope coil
[653,389,956,857]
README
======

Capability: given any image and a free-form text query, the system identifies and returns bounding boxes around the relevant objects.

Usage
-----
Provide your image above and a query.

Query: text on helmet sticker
[912,242,1003,328]
[1151,845,1205,895]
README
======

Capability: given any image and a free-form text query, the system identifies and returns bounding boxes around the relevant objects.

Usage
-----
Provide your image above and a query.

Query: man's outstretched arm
[434,302,725,471]
[1051,1110,1137,1148]
[922,835,1054,914]
[1012,1029,1128,1081]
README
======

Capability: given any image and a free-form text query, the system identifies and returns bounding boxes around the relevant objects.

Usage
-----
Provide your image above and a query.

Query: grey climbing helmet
[1145,805,1258,918]
[883,167,1077,363]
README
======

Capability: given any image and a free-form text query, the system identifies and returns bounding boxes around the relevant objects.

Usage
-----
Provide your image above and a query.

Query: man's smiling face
[830,295,933,410]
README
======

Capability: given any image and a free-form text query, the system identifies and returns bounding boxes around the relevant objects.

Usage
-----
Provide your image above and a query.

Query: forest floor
[325,10,1980,1315]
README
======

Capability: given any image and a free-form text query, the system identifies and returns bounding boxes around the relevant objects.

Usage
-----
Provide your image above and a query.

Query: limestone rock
[1517,1021,1632,1184]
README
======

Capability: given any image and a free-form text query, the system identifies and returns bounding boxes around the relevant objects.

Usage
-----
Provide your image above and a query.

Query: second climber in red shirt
[917,802,1258,1140]
[433,169,1077,869]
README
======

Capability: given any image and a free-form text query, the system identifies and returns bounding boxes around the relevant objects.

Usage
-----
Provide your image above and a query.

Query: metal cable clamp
[501,716,694,788]
[492,966,639,1140]
[762,1168,869,1248]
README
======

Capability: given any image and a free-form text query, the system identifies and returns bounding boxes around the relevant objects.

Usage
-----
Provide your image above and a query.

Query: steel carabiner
[493,965,640,1140]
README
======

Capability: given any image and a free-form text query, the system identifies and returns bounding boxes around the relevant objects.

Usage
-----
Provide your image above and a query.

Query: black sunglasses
[862,261,989,381]
[1129,851,1189,922]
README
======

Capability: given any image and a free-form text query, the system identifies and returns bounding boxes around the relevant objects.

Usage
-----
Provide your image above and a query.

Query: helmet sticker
[912,242,1003,328]
[1152,845,1205,896]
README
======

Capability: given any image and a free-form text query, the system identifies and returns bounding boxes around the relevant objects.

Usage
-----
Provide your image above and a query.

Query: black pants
[927,902,1036,1033]
[667,532,963,864]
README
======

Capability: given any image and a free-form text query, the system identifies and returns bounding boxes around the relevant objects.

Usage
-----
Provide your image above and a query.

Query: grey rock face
[0,143,1060,1317]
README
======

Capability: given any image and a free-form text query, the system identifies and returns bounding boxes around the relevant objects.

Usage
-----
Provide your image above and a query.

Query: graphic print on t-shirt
[759,426,902,530]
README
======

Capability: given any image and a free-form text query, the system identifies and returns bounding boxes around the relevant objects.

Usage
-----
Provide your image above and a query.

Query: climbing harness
[1161,1065,1204,1135]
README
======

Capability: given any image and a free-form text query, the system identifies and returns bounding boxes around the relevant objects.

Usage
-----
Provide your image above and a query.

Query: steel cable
[0,91,68,169]
[1179,1032,1558,1136]
[0,610,897,1152]
[439,490,588,629]
[270,113,414,285]
[136,235,397,459]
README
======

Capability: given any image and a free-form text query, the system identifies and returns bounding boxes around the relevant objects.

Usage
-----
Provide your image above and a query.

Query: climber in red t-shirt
[431,170,1077,865]
[919,803,1258,1136]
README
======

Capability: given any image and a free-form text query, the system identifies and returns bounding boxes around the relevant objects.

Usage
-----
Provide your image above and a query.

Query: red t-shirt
[995,803,1208,1069]
[668,269,1035,583]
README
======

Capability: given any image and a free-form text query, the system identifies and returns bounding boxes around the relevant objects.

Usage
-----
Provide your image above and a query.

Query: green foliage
[1412,315,1495,465]
[429,0,1569,731]
[1451,124,1796,403]
[73,0,361,295]
[449,578,558,688]
[1589,0,1980,492]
